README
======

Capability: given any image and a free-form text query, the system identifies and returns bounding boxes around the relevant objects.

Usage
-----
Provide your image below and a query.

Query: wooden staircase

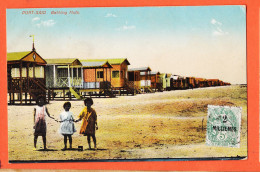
[145,86,154,93]
[156,83,163,92]
[29,78,52,103]
[123,82,136,96]
[101,82,116,98]
[70,87,84,100]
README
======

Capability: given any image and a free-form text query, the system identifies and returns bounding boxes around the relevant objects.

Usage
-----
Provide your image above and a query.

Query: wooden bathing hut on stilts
[128,67,153,93]
[45,58,83,100]
[7,48,50,105]
[80,60,115,98]
[150,71,163,92]
[81,58,134,96]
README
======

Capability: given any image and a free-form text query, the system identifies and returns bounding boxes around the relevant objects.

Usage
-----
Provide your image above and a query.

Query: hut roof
[7,51,32,61]
[81,58,130,65]
[195,78,207,81]
[128,67,151,72]
[80,60,112,68]
[208,79,219,81]
[45,58,82,66]
[7,51,46,64]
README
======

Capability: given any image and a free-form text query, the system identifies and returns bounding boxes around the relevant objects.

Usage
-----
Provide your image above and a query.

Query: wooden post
[33,63,35,78]
[72,67,74,87]
[10,65,13,104]
[53,65,56,87]
[106,68,108,82]
[68,65,71,87]
[110,68,111,83]
[95,68,97,89]
[19,61,23,104]
[63,89,65,100]
[81,67,84,88]
[44,65,48,103]
[26,63,29,104]
[103,68,104,82]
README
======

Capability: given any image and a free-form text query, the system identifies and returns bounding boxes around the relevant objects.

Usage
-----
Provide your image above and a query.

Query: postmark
[206,105,242,148]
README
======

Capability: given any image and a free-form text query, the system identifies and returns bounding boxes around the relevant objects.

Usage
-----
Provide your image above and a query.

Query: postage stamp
[206,105,242,148]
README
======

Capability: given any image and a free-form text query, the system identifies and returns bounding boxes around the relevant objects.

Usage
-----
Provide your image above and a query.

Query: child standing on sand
[58,102,76,151]
[75,98,98,150]
[33,96,54,150]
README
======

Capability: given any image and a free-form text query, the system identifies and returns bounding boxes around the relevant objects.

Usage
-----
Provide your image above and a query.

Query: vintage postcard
[6,6,247,162]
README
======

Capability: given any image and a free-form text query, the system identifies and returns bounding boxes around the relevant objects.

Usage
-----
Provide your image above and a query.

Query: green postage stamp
[206,105,242,148]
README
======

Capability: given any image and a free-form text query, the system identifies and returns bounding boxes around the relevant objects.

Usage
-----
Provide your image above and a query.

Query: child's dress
[59,111,76,135]
[78,107,97,136]
[34,105,47,136]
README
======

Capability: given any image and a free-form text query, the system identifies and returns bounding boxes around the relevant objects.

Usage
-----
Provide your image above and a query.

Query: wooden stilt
[63,89,65,100]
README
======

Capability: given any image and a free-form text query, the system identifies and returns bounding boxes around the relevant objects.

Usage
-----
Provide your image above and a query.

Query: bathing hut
[45,58,83,88]
[45,58,83,100]
[80,60,115,97]
[128,67,152,93]
[81,58,130,87]
[150,71,163,92]
[7,50,49,105]
[186,77,196,89]
[159,73,167,91]
[107,58,130,88]
[207,79,219,87]
[82,58,133,96]
[195,78,208,87]
[171,74,180,90]
[127,68,141,93]
[80,60,112,89]
[165,73,172,90]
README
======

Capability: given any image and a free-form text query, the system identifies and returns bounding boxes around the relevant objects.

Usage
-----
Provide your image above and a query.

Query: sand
[8,85,247,161]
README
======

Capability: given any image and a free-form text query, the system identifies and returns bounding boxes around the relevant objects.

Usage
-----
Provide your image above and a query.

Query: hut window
[35,66,44,78]
[97,71,104,78]
[112,71,119,78]
[58,68,68,77]
[11,68,18,78]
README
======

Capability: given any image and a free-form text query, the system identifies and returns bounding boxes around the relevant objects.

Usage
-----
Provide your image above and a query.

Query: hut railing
[8,78,46,92]
[83,81,111,89]
[126,81,135,89]
[56,77,69,87]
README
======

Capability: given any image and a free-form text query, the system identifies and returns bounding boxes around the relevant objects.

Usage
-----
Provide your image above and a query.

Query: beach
[8,85,247,161]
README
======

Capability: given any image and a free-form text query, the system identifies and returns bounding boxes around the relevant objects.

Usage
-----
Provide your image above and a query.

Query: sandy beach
[8,85,247,161]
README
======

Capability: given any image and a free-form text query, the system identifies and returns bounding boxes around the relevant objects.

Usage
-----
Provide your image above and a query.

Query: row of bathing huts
[7,47,231,105]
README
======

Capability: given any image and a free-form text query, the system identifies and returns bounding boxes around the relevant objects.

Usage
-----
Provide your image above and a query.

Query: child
[75,98,98,150]
[59,102,76,150]
[33,96,54,150]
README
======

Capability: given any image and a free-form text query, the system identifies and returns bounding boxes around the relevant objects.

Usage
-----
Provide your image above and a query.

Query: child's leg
[42,135,47,149]
[92,134,97,149]
[34,135,38,148]
[63,135,68,149]
[87,135,91,149]
[68,135,72,149]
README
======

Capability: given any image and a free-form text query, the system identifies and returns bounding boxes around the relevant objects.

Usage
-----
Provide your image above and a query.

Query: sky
[6,6,246,84]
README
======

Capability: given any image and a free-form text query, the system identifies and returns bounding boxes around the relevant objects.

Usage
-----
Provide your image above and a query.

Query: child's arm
[74,108,85,122]
[46,107,55,120]
[95,121,98,130]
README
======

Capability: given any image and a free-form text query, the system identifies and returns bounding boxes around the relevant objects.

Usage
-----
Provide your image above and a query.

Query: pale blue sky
[7,6,246,84]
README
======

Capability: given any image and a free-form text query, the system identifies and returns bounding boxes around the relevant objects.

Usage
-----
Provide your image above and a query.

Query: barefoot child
[59,102,76,150]
[33,96,54,150]
[75,98,98,150]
